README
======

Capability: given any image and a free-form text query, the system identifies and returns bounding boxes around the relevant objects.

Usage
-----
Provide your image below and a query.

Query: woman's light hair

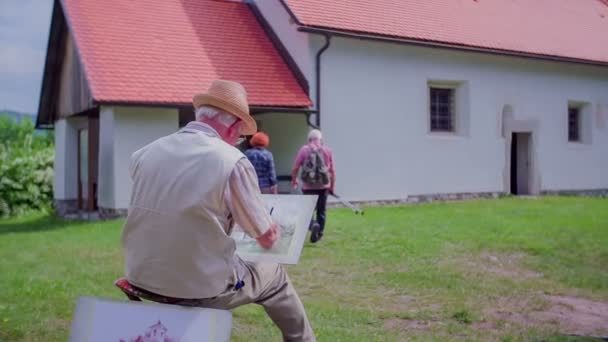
[195,106,237,127]
[308,129,322,141]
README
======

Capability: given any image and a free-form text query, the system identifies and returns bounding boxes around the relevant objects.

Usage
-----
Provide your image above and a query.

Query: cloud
[0,0,53,113]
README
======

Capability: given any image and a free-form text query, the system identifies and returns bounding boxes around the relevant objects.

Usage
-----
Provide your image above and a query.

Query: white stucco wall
[316,38,608,201]
[253,113,309,192]
[53,117,85,200]
[253,0,313,82]
[98,106,178,209]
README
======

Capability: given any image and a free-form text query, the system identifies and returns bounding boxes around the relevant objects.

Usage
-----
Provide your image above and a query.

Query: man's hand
[292,179,299,190]
[271,184,279,194]
[256,223,280,249]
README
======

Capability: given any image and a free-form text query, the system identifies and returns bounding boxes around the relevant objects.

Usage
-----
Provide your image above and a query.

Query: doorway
[77,128,88,210]
[510,132,532,195]
[76,113,99,211]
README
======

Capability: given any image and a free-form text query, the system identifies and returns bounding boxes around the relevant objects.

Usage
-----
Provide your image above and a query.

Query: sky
[0,0,54,115]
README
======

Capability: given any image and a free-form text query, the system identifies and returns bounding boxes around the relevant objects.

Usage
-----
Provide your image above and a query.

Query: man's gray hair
[195,106,237,127]
[308,129,322,141]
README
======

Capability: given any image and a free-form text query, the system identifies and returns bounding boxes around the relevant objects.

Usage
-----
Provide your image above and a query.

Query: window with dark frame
[568,106,580,142]
[430,87,455,132]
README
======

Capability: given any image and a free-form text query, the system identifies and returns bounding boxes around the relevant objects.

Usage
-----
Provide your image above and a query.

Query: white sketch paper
[231,194,318,264]
[69,297,232,342]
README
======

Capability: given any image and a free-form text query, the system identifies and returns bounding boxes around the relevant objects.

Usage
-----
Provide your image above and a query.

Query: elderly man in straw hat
[121,80,315,341]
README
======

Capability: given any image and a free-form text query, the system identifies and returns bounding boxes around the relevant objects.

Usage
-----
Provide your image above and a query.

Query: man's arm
[291,146,305,189]
[268,152,278,194]
[225,158,279,249]
[328,151,336,194]
[291,166,299,189]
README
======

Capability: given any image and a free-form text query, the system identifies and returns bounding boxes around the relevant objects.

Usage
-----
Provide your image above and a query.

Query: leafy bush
[0,116,54,217]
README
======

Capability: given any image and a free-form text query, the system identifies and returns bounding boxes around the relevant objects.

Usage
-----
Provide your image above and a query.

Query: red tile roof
[284,0,608,65]
[61,0,311,107]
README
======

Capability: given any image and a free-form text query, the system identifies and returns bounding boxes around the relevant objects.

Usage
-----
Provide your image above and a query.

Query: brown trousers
[176,258,315,342]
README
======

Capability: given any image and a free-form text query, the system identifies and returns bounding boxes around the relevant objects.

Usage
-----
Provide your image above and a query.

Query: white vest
[122,125,244,299]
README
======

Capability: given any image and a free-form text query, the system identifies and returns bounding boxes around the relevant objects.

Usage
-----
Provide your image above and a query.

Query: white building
[38,0,608,217]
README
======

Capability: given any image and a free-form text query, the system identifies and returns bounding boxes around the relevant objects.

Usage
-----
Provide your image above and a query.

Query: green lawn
[1,197,607,341]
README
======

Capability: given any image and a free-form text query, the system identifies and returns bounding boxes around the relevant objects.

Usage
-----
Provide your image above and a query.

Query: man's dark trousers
[303,189,328,234]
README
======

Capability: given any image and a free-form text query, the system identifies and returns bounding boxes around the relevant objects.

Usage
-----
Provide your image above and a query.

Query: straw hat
[193,80,257,135]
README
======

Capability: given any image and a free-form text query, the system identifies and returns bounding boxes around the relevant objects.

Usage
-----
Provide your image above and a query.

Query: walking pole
[330,193,364,215]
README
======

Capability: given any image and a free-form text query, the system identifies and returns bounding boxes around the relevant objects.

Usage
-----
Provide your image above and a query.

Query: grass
[0,197,607,341]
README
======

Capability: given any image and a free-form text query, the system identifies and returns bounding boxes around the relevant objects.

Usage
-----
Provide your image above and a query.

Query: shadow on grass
[0,215,83,235]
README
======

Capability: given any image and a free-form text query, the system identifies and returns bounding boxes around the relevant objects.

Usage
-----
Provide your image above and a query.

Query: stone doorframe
[501,105,541,195]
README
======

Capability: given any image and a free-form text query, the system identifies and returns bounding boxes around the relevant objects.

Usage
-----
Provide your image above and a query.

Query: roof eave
[94,100,314,112]
[36,0,68,129]
[298,26,608,68]
[277,0,303,25]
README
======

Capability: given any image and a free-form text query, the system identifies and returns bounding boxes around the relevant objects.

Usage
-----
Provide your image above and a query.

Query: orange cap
[250,132,269,147]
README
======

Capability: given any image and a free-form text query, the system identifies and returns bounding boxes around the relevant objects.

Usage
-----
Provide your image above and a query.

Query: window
[567,101,593,145]
[430,87,455,132]
[568,106,580,142]
[427,80,469,136]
